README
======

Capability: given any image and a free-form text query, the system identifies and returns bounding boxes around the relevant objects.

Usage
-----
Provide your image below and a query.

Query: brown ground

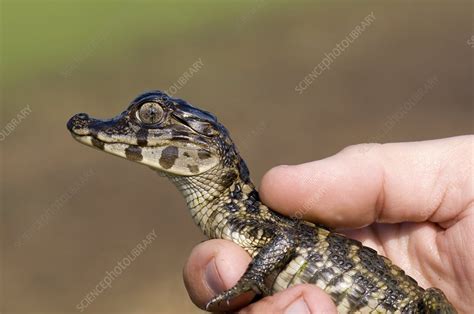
[2,2,472,313]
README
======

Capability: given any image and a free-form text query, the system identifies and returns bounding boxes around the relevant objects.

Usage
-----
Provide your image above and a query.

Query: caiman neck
[163,159,259,237]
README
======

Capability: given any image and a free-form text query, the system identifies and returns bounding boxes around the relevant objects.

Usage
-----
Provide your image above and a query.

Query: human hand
[183,135,473,313]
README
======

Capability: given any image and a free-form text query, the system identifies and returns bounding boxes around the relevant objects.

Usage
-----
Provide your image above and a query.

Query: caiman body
[67,91,456,313]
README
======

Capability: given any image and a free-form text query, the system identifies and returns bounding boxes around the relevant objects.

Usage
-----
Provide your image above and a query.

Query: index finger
[259,136,472,229]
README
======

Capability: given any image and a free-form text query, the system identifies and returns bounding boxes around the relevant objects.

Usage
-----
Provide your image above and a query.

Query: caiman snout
[67,112,91,135]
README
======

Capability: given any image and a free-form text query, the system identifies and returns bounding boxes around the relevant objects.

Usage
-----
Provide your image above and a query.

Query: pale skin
[183,135,473,313]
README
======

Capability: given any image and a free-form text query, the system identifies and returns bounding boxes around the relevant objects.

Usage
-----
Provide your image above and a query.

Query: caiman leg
[206,231,296,309]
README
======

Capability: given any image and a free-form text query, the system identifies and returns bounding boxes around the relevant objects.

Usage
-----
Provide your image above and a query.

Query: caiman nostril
[76,113,89,120]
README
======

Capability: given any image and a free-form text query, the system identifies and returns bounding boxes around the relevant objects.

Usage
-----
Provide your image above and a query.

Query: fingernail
[285,297,310,314]
[205,259,225,294]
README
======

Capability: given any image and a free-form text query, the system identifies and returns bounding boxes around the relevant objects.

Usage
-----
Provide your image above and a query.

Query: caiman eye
[136,102,164,125]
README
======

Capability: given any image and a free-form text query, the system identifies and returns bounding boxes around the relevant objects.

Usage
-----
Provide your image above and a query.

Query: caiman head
[67,91,248,179]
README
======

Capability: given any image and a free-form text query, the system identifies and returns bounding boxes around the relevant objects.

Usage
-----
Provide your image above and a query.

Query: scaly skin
[67,91,457,313]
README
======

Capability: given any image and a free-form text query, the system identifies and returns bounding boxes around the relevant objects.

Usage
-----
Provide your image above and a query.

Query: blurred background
[1,0,472,313]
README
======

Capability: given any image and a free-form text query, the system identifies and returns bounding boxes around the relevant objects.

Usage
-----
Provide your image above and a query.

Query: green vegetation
[1,0,271,84]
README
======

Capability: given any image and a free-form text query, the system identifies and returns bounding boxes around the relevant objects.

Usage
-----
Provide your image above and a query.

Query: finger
[260,136,472,228]
[240,284,337,314]
[183,239,254,310]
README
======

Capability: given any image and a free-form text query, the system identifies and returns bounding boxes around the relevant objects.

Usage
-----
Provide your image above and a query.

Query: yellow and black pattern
[67,91,457,313]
